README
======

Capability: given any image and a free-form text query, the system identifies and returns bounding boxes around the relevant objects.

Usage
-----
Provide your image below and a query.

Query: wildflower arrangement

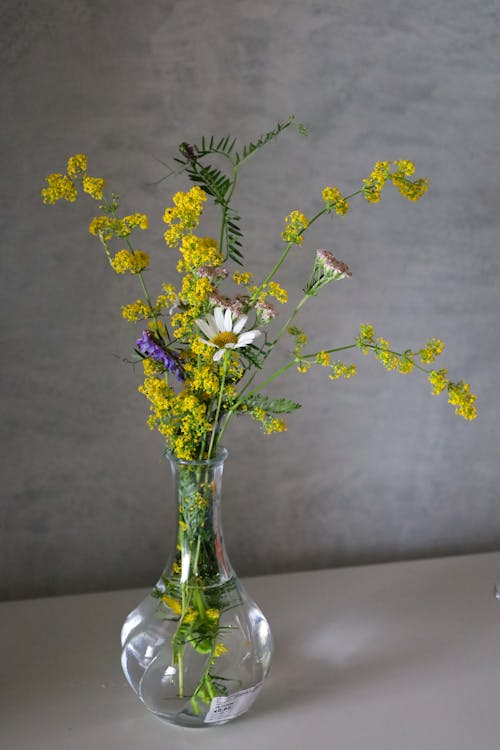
[42,117,477,719]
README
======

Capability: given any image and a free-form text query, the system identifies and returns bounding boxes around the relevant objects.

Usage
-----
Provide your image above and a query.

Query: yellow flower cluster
[428,370,477,420]
[297,362,311,374]
[42,153,105,204]
[357,326,414,374]
[329,362,357,380]
[315,351,356,379]
[41,173,78,204]
[233,271,254,286]
[163,186,207,247]
[89,214,148,240]
[419,338,445,364]
[121,299,152,321]
[155,283,177,312]
[110,249,150,274]
[250,280,288,305]
[139,375,212,460]
[374,338,415,374]
[288,326,308,360]
[66,154,87,176]
[82,175,106,200]
[162,594,182,615]
[281,210,309,245]
[316,351,330,366]
[177,235,222,273]
[267,281,288,304]
[250,408,287,434]
[181,275,213,308]
[357,323,376,352]
[374,337,400,371]
[362,160,428,204]
[214,643,228,657]
[183,353,220,397]
[142,358,164,375]
[322,186,349,215]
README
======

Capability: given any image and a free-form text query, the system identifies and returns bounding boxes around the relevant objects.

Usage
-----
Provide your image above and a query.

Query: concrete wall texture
[1,0,499,600]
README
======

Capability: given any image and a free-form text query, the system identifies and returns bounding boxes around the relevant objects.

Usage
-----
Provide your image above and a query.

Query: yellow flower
[328,362,356,380]
[110,249,150,274]
[357,323,376,352]
[374,338,399,371]
[420,338,445,364]
[142,358,163,375]
[206,608,220,621]
[266,281,288,304]
[322,186,349,215]
[362,161,391,203]
[233,271,254,286]
[297,362,311,373]
[161,595,182,615]
[177,235,222,273]
[41,173,77,204]
[281,210,309,245]
[214,643,228,657]
[89,215,113,239]
[121,299,153,321]
[393,160,415,176]
[66,154,87,177]
[155,283,177,311]
[447,381,477,420]
[82,175,106,200]
[316,351,331,367]
[428,369,449,395]
[163,186,207,247]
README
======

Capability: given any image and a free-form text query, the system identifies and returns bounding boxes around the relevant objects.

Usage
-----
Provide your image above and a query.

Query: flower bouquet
[42,116,476,726]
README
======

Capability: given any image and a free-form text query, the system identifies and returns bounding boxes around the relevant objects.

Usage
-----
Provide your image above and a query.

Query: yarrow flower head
[196,307,261,362]
[316,250,352,279]
[135,330,184,381]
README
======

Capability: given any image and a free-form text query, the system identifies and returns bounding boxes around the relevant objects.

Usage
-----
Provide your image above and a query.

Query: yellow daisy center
[211,331,238,348]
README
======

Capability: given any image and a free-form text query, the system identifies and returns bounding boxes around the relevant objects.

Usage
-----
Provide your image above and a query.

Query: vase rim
[166,447,228,467]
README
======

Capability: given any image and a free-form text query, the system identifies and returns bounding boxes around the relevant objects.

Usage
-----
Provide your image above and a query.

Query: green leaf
[234,115,297,166]
[241,393,302,414]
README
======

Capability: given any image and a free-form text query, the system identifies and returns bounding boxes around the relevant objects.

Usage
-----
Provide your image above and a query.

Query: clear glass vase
[120,448,273,727]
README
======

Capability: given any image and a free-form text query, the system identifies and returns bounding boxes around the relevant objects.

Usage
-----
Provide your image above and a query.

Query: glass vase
[120,448,273,727]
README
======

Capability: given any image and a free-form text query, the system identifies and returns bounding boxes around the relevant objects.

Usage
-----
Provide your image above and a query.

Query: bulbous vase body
[120,449,273,727]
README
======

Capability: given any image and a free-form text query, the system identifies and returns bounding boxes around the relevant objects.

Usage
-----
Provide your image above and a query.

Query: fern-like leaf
[240,393,302,414]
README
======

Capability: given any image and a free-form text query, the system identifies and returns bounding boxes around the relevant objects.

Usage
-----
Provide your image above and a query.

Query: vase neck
[167,451,233,585]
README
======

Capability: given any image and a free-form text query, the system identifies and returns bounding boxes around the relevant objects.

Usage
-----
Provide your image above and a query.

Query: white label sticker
[204,683,263,723]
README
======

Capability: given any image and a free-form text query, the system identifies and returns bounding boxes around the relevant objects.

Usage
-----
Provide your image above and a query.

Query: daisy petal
[223,308,233,332]
[237,330,261,346]
[214,307,225,331]
[232,314,248,334]
[196,319,215,339]
[213,348,225,362]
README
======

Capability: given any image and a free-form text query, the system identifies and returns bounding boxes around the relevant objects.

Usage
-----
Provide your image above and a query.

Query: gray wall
[1,0,499,600]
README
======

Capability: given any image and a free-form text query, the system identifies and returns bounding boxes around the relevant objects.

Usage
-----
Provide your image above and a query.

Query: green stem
[207,352,230,458]
[250,207,327,303]
[271,293,310,345]
[123,236,171,343]
[177,647,184,697]
[216,359,296,446]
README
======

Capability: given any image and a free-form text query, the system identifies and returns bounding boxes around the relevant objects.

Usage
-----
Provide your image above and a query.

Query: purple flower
[135,331,185,381]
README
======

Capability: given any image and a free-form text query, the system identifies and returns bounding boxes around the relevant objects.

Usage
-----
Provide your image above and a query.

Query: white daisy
[196,307,261,362]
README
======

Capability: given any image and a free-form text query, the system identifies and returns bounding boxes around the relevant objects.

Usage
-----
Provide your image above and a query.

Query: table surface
[1,551,499,750]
